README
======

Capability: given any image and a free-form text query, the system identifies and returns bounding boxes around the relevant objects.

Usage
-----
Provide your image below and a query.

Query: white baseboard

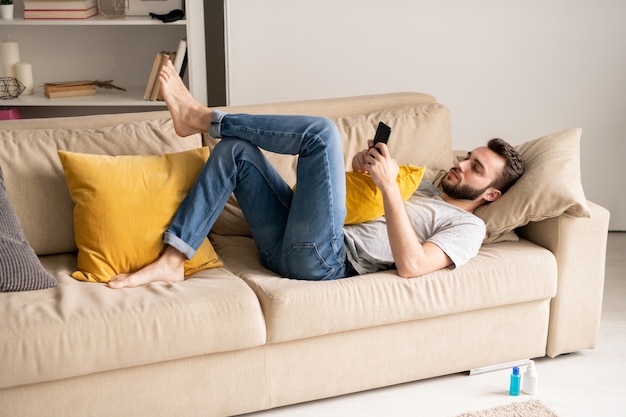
[468,359,530,375]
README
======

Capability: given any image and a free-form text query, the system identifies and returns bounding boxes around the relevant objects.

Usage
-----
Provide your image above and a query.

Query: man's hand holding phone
[352,121,393,173]
[367,121,399,190]
[371,121,392,154]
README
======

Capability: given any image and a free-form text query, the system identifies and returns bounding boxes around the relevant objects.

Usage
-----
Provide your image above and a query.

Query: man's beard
[441,170,490,201]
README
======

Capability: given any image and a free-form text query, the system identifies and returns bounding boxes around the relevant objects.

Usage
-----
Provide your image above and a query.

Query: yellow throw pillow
[58,148,222,283]
[345,165,425,224]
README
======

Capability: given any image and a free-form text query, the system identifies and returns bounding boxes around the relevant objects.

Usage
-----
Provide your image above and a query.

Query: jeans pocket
[284,243,336,281]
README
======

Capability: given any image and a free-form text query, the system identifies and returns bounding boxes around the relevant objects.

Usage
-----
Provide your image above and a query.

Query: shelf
[3,87,168,107]
[0,15,186,26]
[0,0,207,114]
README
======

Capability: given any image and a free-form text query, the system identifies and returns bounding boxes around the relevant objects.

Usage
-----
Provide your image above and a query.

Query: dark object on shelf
[93,80,126,91]
[149,9,184,23]
[0,77,25,100]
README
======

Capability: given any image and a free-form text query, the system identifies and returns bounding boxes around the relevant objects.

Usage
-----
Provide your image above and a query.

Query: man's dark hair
[487,138,524,194]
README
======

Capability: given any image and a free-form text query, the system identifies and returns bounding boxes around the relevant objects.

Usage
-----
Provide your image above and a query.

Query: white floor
[240,232,626,417]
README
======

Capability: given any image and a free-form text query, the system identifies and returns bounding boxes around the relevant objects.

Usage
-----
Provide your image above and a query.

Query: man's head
[441,138,524,208]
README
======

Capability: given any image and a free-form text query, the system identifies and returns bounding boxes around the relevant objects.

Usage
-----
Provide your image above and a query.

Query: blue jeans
[164,111,353,280]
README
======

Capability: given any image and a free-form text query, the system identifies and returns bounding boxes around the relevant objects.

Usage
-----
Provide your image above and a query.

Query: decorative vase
[98,0,128,18]
[0,4,14,20]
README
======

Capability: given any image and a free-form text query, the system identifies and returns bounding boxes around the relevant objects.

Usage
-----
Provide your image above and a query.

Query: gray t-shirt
[343,181,486,275]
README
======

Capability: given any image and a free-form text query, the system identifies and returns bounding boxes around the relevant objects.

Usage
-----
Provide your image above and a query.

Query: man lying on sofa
[108,62,524,289]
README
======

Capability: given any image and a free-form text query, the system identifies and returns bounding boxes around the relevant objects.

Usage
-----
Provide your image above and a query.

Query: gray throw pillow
[1,166,57,292]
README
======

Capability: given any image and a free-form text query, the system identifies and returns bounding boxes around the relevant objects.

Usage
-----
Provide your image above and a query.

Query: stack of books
[23,0,98,20]
[44,81,96,99]
[144,39,188,101]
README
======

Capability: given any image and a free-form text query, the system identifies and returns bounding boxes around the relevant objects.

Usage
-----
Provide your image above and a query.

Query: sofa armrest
[518,201,610,357]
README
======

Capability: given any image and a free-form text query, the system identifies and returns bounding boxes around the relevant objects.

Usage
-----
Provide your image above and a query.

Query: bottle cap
[512,366,520,375]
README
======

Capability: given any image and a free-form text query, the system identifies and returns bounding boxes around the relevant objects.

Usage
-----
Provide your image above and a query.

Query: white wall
[225,0,625,230]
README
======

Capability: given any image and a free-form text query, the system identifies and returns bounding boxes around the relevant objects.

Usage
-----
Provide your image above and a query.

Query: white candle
[15,62,33,95]
[1,40,20,78]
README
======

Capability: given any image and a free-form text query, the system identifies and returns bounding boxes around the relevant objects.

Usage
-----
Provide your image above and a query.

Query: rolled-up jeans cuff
[164,231,196,260]
[208,110,228,138]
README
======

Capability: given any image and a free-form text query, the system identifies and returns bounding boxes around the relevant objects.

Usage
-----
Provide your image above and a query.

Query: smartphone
[372,121,392,153]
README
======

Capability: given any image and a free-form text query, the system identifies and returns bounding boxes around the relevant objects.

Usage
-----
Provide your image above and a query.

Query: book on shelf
[24,5,98,19]
[23,0,97,10]
[143,39,188,102]
[173,38,188,77]
[144,51,176,101]
[44,81,96,99]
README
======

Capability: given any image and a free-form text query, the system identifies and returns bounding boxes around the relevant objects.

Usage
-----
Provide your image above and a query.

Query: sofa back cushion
[209,101,455,236]
[0,93,453,251]
[0,116,202,255]
[0,166,57,292]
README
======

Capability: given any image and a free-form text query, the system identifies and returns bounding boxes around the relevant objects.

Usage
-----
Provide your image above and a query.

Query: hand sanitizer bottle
[523,360,538,395]
[509,366,521,396]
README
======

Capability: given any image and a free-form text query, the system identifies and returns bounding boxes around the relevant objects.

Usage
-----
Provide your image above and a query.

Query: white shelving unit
[0,0,206,111]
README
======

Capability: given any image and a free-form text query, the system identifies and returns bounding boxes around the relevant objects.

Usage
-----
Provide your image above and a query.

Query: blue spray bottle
[509,366,521,396]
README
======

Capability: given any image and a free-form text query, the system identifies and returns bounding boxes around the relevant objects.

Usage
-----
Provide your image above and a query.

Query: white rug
[456,399,560,417]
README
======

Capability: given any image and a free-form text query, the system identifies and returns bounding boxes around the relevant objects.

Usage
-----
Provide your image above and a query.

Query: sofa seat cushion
[211,235,557,343]
[0,253,266,389]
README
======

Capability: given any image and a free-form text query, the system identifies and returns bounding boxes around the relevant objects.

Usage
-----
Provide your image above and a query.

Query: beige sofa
[0,93,610,417]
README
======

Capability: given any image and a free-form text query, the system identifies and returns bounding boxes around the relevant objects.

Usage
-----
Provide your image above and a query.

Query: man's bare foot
[107,246,186,289]
[159,60,213,138]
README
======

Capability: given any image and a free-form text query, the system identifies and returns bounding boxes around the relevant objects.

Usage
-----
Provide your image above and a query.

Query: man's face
[441,146,506,203]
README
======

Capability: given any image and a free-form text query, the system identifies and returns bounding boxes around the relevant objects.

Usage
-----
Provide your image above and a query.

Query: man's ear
[483,187,502,203]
